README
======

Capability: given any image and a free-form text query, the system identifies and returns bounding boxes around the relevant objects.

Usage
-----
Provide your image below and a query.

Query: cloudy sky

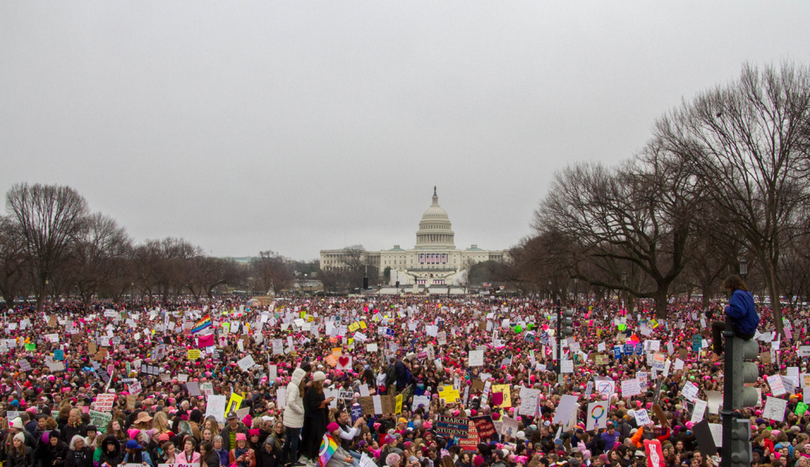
[2,2,808,261]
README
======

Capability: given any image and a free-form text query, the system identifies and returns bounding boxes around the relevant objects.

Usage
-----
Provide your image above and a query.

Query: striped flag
[191,314,212,334]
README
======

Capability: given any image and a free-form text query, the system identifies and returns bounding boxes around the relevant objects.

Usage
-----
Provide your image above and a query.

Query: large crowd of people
[0,275,806,467]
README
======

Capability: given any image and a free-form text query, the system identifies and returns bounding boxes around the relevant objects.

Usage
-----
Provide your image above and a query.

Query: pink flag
[197,334,215,348]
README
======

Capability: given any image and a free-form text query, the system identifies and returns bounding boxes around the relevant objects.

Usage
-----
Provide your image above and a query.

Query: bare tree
[655,62,810,335]
[0,215,30,305]
[132,239,162,305]
[535,144,701,318]
[66,213,132,306]
[251,251,294,294]
[5,183,89,310]
[184,256,243,299]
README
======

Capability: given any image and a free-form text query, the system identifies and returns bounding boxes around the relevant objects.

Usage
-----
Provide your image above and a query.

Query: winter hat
[327,422,340,433]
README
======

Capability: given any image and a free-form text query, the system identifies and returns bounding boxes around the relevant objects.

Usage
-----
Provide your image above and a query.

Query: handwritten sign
[96,393,116,412]
[237,355,256,371]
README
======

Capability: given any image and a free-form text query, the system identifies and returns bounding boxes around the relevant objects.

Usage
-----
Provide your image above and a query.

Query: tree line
[501,63,810,330]
[0,183,324,308]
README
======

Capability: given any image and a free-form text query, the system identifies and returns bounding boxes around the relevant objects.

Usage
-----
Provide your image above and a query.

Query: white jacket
[283,367,307,428]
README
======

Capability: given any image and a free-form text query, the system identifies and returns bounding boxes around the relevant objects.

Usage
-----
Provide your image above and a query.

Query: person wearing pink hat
[230,433,255,467]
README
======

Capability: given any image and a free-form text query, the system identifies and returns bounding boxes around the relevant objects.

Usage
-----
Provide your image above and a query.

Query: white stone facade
[320,188,503,287]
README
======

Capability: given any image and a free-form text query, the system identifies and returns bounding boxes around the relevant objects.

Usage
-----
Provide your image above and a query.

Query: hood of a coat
[290,367,307,388]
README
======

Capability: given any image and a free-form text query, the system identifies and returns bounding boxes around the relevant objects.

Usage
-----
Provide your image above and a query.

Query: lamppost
[621,272,627,310]
[573,277,578,308]
[739,258,748,279]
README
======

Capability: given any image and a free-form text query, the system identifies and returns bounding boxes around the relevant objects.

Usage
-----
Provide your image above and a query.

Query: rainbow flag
[318,434,338,467]
[191,314,212,334]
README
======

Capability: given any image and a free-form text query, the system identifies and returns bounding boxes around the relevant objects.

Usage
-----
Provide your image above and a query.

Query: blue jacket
[724,290,759,335]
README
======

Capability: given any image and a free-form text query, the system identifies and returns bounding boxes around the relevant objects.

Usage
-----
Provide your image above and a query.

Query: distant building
[320,188,503,286]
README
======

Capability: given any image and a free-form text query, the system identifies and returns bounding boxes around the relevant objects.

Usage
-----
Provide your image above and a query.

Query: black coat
[256,446,280,467]
[302,389,328,459]
[6,446,33,467]
[99,435,123,467]
[37,440,69,467]
[65,447,94,467]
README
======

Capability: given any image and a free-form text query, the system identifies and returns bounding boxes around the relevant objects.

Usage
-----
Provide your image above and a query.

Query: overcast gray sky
[2,2,809,261]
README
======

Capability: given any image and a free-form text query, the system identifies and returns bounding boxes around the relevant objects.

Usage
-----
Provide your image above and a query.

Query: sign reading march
[435,415,469,438]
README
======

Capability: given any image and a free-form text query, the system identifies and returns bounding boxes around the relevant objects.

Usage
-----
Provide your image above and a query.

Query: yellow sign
[492,384,512,408]
[438,385,460,403]
[395,394,403,414]
[349,322,360,333]
[188,349,201,360]
[225,393,243,415]
[359,321,367,330]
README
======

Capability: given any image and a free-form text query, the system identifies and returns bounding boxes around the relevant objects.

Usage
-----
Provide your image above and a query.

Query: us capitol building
[320,188,504,287]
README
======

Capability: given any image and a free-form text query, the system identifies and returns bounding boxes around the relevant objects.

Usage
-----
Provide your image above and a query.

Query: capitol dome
[415,187,455,250]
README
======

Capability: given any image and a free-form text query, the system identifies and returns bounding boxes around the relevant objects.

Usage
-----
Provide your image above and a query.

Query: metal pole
[721,316,734,467]
[557,299,563,385]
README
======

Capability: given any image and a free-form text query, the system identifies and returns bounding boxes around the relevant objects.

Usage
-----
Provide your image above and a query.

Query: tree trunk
[655,285,669,319]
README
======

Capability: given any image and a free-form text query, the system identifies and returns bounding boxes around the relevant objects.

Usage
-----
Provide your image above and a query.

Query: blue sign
[624,343,634,355]
[692,334,702,352]
[385,328,395,338]
[351,404,363,423]
[635,343,644,355]
[613,346,622,360]
[54,349,64,361]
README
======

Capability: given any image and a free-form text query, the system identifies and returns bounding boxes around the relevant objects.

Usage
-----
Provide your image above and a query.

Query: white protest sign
[237,355,256,371]
[469,350,484,367]
[621,378,641,398]
[634,408,651,426]
[518,388,540,417]
[681,381,699,401]
[586,400,609,431]
[553,395,579,425]
[767,375,786,397]
[763,396,787,422]
[690,399,708,424]
[95,393,116,412]
[205,395,227,425]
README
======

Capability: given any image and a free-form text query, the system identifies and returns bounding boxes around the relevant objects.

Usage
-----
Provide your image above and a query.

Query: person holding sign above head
[711,275,760,357]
